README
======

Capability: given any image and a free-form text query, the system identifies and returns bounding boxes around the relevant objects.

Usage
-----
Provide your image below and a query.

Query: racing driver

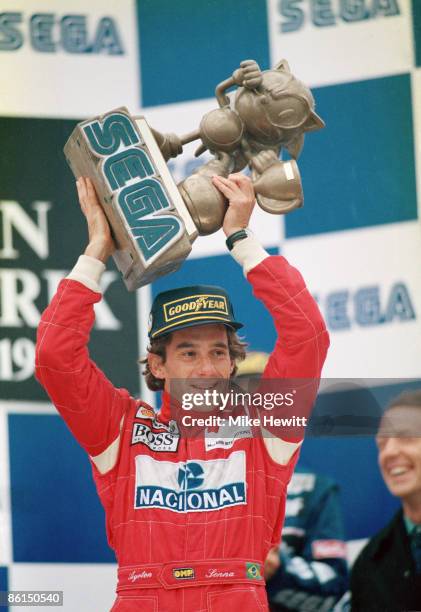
[35,173,329,611]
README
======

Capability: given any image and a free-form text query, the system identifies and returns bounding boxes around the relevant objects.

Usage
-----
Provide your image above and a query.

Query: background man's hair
[139,329,247,391]
[387,389,421,411]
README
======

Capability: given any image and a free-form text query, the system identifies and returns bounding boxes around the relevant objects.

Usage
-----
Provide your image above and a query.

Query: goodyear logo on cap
[173,567,195,580]
[163,294,229,322]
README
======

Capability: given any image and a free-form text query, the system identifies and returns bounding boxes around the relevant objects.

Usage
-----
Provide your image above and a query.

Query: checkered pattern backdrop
[0,0,420,609]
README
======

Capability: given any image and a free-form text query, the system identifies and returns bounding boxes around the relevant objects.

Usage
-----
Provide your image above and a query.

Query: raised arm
[35,178,132,470]
[213,173,329,464]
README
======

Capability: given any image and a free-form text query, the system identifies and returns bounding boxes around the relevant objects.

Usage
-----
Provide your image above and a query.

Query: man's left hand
[212,173,256,237]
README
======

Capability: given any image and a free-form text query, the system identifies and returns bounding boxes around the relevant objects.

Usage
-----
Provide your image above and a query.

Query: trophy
[64,59,324,290]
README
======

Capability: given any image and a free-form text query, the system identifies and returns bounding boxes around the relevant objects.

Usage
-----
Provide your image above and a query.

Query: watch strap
[226,229,249,251]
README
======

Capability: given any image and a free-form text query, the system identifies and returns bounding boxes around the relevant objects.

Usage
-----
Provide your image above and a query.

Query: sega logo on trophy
[65,109,197,290]
[0,12,124,54]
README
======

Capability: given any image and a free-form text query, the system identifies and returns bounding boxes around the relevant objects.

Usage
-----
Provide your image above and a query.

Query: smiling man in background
[351,390,421,611]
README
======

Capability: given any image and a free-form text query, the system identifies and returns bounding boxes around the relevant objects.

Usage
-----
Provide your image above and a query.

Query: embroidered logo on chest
[131,420,180,452]
[134,451,247,512]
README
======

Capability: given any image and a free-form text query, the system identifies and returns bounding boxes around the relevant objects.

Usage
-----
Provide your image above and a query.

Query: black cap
[149,285,243,338]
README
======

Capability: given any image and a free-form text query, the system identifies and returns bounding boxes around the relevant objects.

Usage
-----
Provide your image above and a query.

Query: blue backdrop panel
[303,379,421,539]
[8,415,115,563]
[151,248,278,352]
[136,0,270,106]
[0,566,8,611]
[285,73,417,237]
[298,437,399,540]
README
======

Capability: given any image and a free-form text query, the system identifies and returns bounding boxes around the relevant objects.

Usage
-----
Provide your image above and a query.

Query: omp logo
[173,568,195,580]
[316,282,415,331]
[0,13,124,54]
[134,452,247,513]
[279,0,400,33]
[164,294,228,321]
[178,462,204,490]
[82,112,183,263]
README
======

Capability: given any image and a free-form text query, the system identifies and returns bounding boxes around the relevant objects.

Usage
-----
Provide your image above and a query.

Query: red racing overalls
[35,253,329,611]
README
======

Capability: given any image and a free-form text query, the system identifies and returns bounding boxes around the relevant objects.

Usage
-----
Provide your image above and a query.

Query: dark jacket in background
[267,468,348,611]
[351,510,421,612]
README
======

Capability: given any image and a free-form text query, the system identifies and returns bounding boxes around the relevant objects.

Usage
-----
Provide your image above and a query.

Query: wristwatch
[226,229,251,251]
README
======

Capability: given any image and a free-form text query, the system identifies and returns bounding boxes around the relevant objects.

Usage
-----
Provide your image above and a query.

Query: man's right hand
[76,177,115,263]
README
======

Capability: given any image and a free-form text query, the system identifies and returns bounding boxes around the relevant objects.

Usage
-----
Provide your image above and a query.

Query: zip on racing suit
[35,235,329,611]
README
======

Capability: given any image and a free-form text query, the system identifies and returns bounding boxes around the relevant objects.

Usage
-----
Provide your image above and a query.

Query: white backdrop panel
[283,221,421,378]
[267,0,413,87]
[0,0,140,118]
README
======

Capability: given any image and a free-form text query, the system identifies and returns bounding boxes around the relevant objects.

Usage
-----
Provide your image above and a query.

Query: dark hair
[387,389,421,411]
[139,328,247,391]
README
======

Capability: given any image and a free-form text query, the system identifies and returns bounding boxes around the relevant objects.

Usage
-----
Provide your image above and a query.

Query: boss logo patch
[131,422,179,452]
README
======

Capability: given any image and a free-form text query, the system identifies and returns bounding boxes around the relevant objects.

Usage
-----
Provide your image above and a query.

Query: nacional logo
[134,452,247,513]
[82,111,184,264]
[279,0,400,33]
[163,294,228,322]
[0,12,124,54]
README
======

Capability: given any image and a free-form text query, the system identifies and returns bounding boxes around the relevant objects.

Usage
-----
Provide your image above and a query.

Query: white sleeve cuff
[66,255,106,293]
[230,234,269,276]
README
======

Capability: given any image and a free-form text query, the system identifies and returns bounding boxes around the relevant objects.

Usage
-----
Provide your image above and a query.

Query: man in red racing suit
[35,174,329,611]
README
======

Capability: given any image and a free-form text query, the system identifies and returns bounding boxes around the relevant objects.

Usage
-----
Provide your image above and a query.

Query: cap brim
[151,318,243,338]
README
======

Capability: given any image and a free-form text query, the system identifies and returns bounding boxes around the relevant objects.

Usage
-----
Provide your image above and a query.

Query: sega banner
[0,0,140,118]
[0,0,420,610]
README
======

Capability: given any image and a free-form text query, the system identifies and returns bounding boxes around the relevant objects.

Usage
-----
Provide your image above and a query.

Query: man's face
[149,324,234,395]
[376,405,421,502]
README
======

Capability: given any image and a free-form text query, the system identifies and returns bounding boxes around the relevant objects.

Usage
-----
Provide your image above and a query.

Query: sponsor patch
[150,418,179,433]
[205,425,252,451]
[134,451,247,513]
[136,406,155,419]
[312,540,347,560]
[246,562,262,581]
[163,294,228,322]
[173,567,195,580]
[131,421,179,452]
